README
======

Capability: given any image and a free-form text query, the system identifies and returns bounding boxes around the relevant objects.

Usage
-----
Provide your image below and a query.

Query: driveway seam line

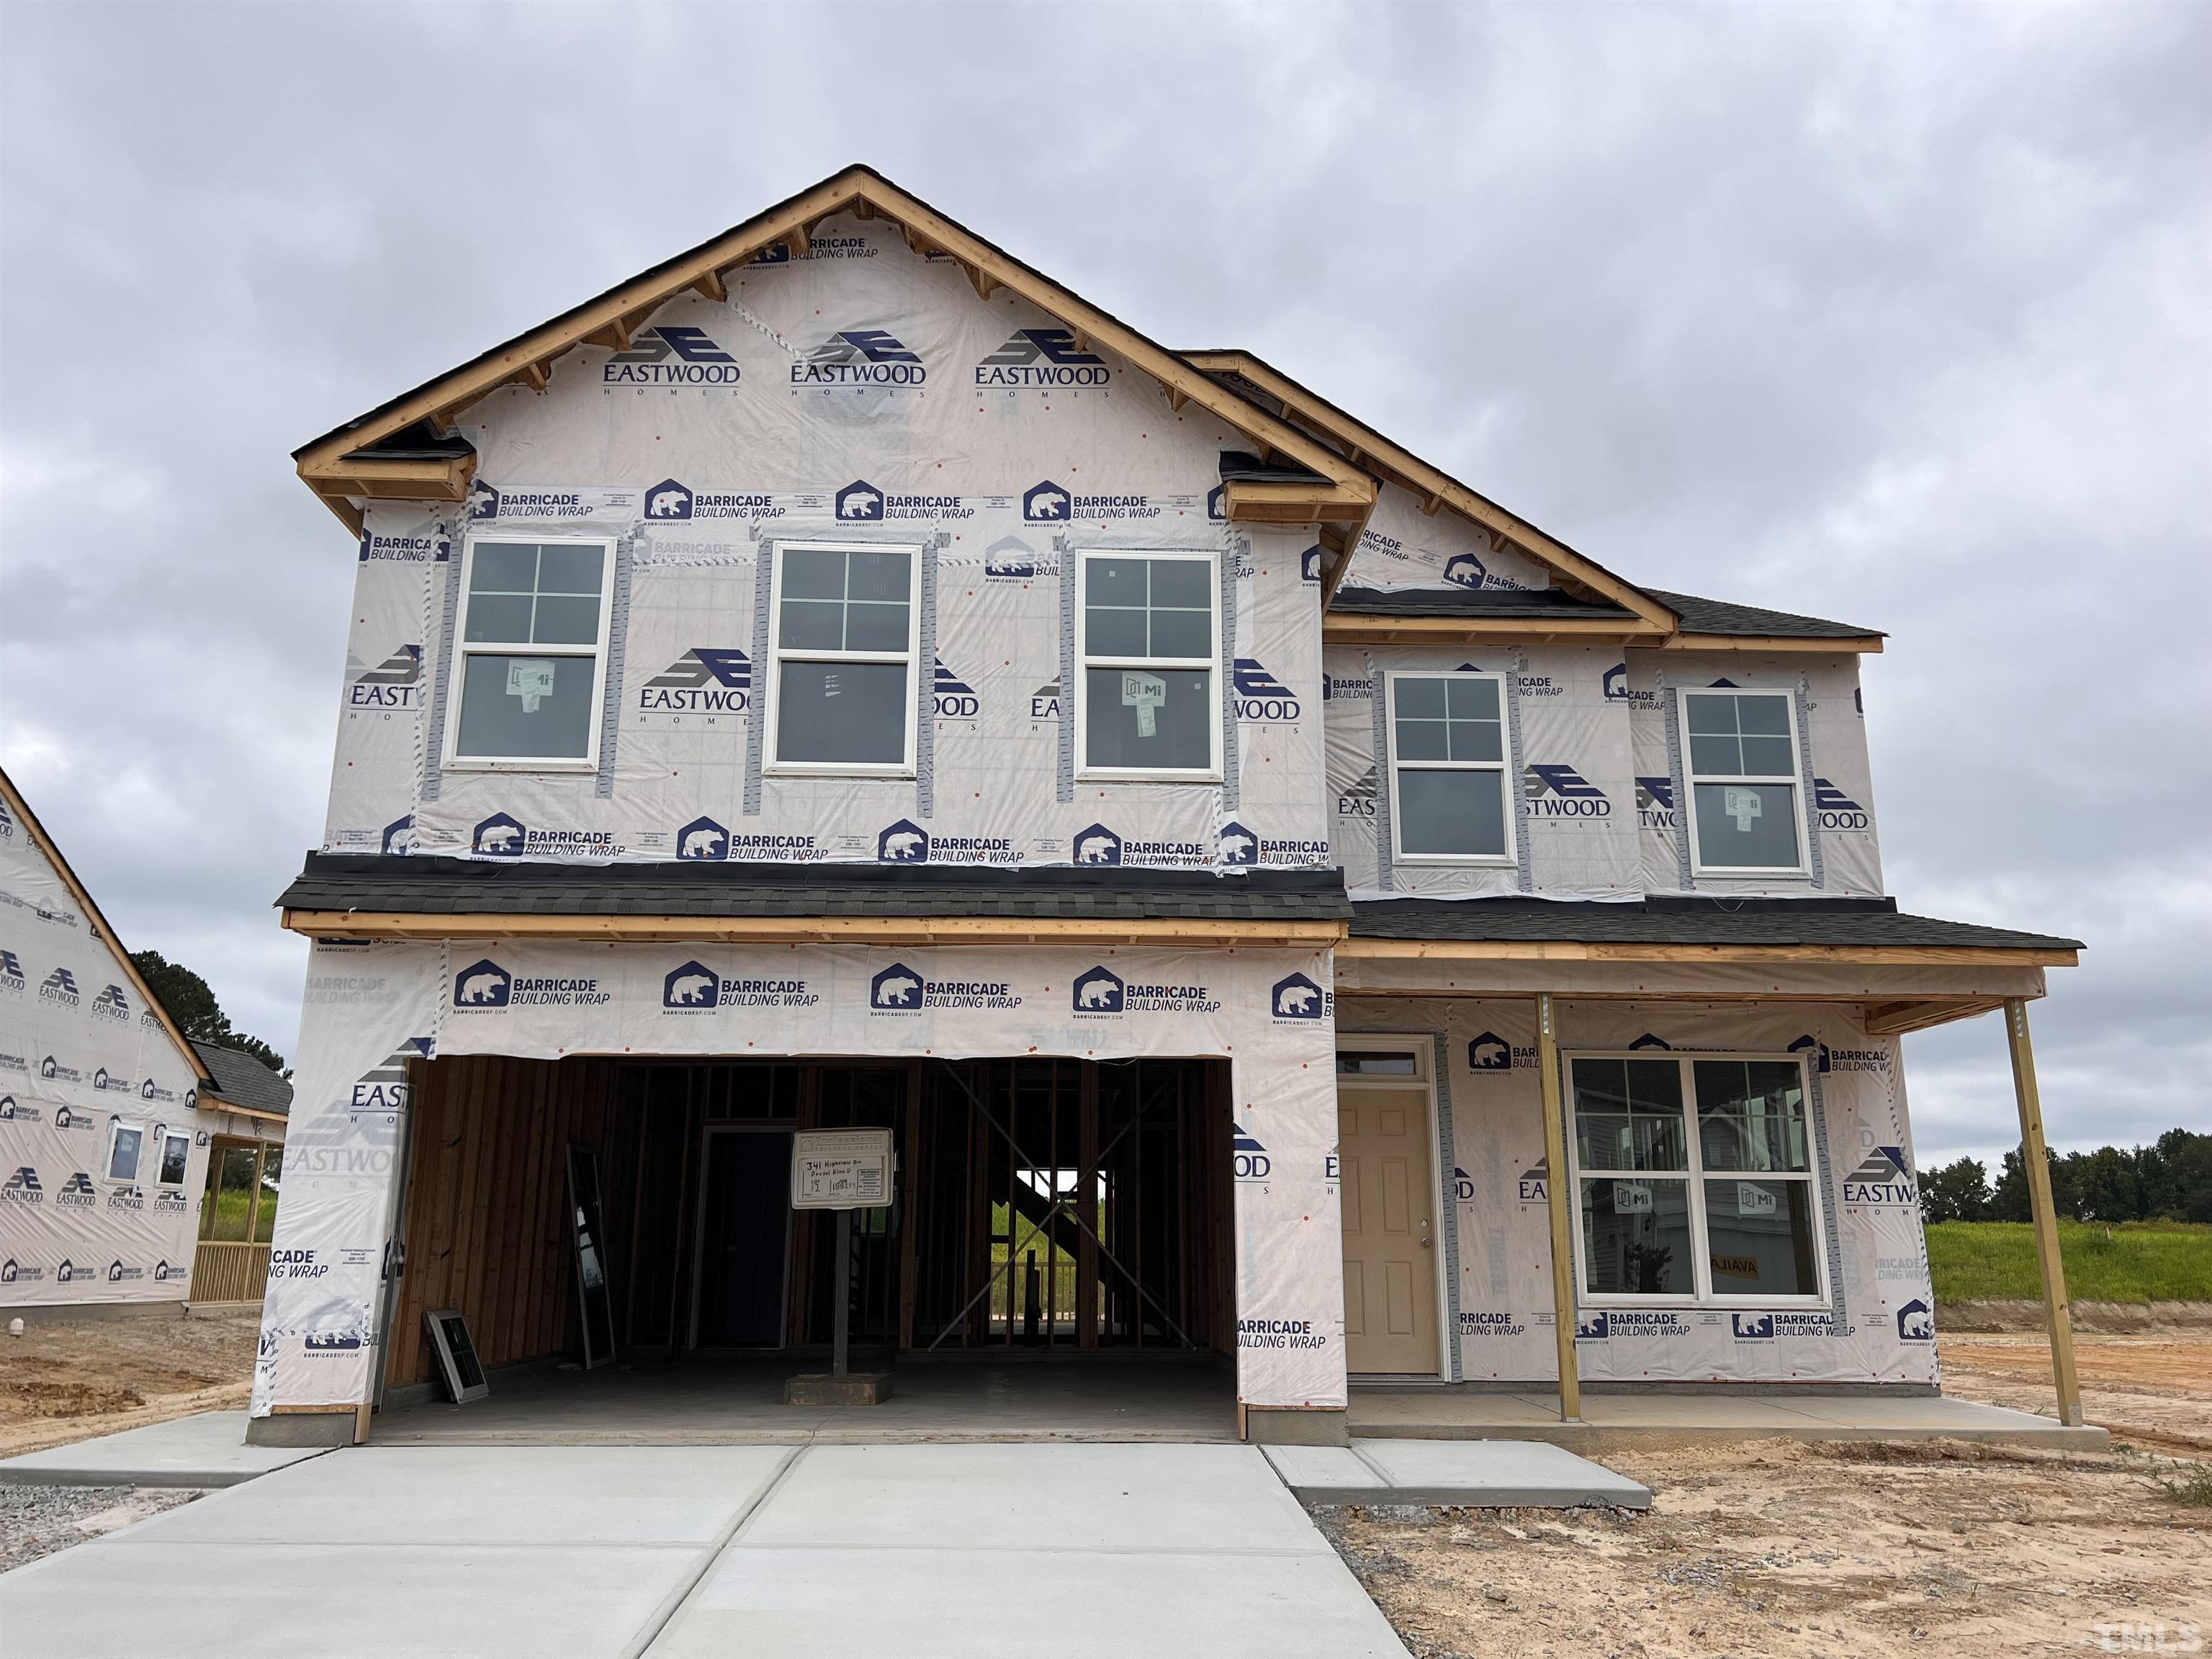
[624,1444,806,1659]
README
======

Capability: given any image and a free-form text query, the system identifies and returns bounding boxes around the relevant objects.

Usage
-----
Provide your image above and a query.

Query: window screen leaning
[1385,673,1513,862]
[447,537,614,768]
[1570,1055,1824,1303]
[768,542,920,774]
[1078,552,1218,777]
[1681,689,1806,872]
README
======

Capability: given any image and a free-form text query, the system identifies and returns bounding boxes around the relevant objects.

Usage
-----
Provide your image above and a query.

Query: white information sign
[791,1128,896,1210]
[1120,671,1166,737]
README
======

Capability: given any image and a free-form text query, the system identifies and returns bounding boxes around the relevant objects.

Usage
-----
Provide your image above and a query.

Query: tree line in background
[1921,1129,2212,1226]
[130,950,288,1076]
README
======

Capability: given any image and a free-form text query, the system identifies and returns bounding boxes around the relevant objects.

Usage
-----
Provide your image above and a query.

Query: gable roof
[192,1040,292,1120]
[295,165,1375,534]
[0,768,215,1093]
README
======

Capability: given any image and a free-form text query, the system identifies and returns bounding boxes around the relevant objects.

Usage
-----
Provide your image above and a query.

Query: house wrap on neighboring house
[252,166,2080,1445]
[0,769,288,1313]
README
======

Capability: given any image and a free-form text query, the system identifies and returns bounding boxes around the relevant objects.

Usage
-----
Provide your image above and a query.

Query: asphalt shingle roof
[278,854,1354,922]
[1331,585,1639,619]
[191,1040,293,1118]
[1645,590,1884,640]
[1350,896,2079,952]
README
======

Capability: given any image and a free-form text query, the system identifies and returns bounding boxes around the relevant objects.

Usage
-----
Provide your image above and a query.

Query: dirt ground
[0,1308,261,1460]
[1329,1331,2212,1659]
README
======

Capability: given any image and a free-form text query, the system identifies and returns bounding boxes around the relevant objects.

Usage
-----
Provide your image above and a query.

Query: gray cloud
[3,2,2204,1161]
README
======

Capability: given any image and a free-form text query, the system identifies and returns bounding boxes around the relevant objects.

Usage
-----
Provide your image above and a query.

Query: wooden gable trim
[294,167,1375,529]
[0,768,216,1092]
[1323,614,1660,647]
[1181,350,1675,631]
[1660,631,1884,655]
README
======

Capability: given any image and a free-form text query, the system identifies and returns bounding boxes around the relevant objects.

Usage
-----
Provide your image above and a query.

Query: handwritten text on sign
[790,1129,896,1210]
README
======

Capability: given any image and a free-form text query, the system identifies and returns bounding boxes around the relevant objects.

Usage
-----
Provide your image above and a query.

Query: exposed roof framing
[1181,349,1675,631]
[294,166,1376,534]
[0,768,216,1094]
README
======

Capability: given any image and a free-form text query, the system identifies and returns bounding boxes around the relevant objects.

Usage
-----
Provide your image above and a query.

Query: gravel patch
[0,1482,204,1574]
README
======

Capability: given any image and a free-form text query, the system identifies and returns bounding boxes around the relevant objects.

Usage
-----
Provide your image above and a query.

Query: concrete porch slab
[0,1411,328,1488]
[1346,1388,2110,1452]
[1264,1438,1653,1509]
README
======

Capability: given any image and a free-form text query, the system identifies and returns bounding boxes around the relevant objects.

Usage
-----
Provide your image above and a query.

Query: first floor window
[1385,671,1512,862]
[156,1129,191,1187]
[768,541,920,774]
[1569,1053,1824,1303]
[106,1120,144,1184]
[1680,688,1805,873]
[446,536,615,768]
[1077,549,1219,778]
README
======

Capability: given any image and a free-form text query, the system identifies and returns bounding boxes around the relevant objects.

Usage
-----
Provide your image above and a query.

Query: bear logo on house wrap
[1468,1032,1511,1071]
[1217,822,1256,866]
[1269,973,1326,1020]
[835,480,884,522]
[644,479,694,521]
[473,813,526,857]
[877,819,930,863]
[452,959,512,1010]
[1443,552,1486,588]
[1022,480,1071,522]
[1896,1299,1933,1341]
[676,817,729,860]
[871,963,925,1010]
[663,962,719,1010]
[1071,966,1124,1014]
[1073,824,1121,866]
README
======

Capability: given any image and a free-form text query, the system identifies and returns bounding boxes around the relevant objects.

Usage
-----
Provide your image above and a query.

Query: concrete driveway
[0,1442,1411,1658]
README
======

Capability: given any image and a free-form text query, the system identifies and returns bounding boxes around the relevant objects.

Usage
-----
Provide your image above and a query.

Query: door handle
[1419,1219,1433,1249]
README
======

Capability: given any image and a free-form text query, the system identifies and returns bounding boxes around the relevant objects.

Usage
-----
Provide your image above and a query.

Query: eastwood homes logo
[1515,1157,1549,1204]
[868,962,1021,1014]
[0,950,20,994]
[933,660,980,719]
[350,646,423,709]
[793,328,925,387]
[662,961,818,1012]
[641,649,750,716]
[1028,678,1061,721]
[1269,973,1327,1022]
[640,481,778,522]
[1842,1146,1916,1206]
[1233,660,1301,724]
[975,330,1110,388]
[356,528,450,564]
[1635,777,1676,828]
[603,325,741,385]
[1814,778,1870,830]
[351,1043,429,1114]
[37,967,78,1009]
[1468,1031,1536,1071]
[1337,766,1377,819]
[1231,1124,1271,1181]
[836,480,886,521]
[471,814,620,859]
[89,983,131,1022]
[1,1167,42,1203]
[1073,966,1220,1017]
[58,1172,96,1206]
[1524,764,1612,818]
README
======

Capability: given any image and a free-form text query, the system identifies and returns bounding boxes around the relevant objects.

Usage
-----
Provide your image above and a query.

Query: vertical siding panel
[502,1057,552,1366]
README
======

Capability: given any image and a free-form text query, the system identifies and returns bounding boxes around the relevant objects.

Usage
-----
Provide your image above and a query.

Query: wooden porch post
[1535,994,1583,1421]
[2003,998,2084,1427]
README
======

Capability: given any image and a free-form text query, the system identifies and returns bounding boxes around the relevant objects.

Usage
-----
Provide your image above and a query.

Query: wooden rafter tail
[586,313,634,352]
[691,268,727,302]
[1320,500,1376,608]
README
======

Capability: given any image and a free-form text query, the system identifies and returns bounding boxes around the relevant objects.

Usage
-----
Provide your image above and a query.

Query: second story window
[1385,670,1514,863]
[1078,549,1220,779]
[446,536,615,770]
[1680,688,1806,874]
[768,541,921,775]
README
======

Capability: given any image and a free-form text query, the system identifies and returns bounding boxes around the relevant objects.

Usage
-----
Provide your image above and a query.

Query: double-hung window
[767,541,922,775]
[1679,688,1806,873]
[445,536,616,770]
[1076,549,1220,778]
[1384,671,1514,863]
[1568,1053,1825,1304]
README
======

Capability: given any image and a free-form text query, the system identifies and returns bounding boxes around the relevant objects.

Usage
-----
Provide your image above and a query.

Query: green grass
[1925,1219,2212,1305]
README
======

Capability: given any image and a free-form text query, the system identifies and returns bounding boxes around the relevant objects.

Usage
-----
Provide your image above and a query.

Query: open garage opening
[372,1053,1239,1442]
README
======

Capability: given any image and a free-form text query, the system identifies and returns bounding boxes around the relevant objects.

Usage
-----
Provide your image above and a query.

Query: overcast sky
[1,3,2204,1169]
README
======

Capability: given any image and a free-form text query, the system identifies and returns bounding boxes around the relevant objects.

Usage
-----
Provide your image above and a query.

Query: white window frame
[155,1127,192,1189]
[1562,1049,1829,1310]
[1676,687,1809,876]
[1382,669,1518,867]
[1334,1035,1452,1380]
[763,539,925,779]
[104,1118,145,1185]
[441,531,619,774]
[1074,547,1223,783]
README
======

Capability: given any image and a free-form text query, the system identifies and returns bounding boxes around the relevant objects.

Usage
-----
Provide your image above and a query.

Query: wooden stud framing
[1534,994,1582,1421]
[2004,999,2085,1427]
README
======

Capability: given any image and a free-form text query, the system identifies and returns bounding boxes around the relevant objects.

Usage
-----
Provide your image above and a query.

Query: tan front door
[1339,1086,1439,1374]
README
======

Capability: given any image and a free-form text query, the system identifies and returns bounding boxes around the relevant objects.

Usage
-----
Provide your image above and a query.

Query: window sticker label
[506,660,556,713]
[1121,671,1166,737]
[1723,786,1763,830]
